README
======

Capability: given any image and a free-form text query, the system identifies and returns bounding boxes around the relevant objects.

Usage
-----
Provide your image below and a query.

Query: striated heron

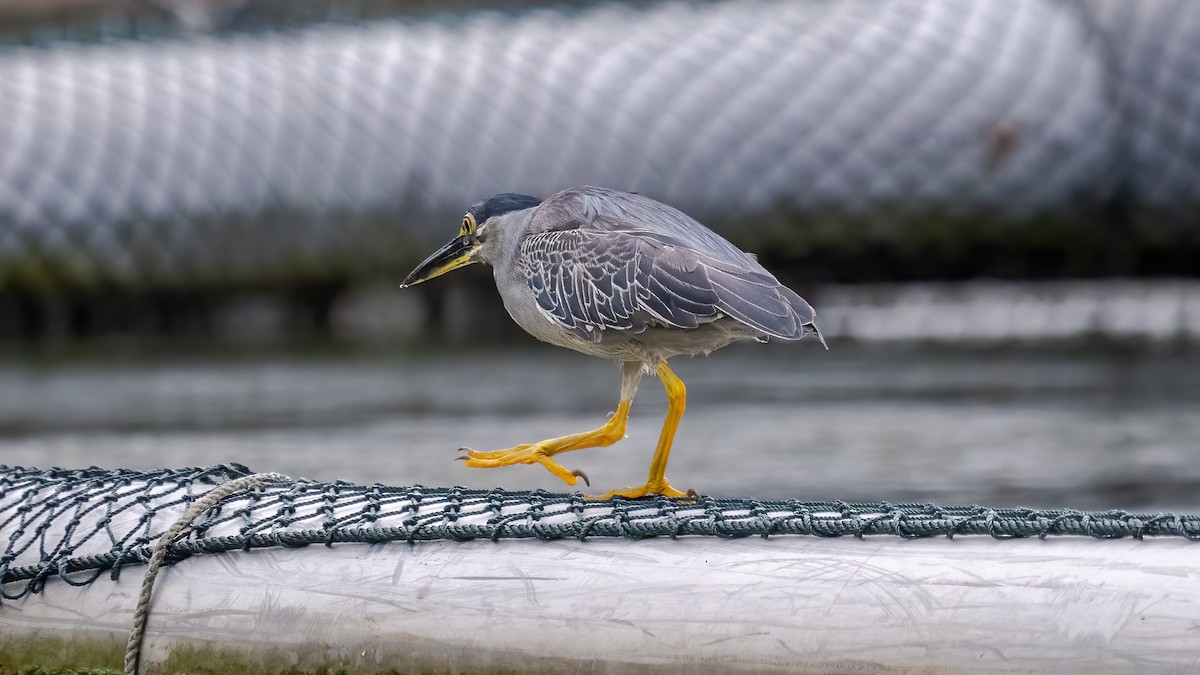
[402,186,823,499]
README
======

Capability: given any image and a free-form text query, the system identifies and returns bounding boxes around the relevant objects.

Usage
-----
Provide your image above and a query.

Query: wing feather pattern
[517,188,820,344]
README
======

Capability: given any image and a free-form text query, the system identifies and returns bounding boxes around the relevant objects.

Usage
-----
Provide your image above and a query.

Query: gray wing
[518,190,818,342]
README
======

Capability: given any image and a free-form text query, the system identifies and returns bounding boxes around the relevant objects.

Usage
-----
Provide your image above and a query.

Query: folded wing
[517,226,817,343]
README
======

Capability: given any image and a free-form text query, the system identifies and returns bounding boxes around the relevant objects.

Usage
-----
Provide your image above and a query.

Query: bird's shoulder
[525,187,756,267]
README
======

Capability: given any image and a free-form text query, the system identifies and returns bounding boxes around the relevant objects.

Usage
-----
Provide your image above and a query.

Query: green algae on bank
[0,633,121,674]
[1,631,549,674]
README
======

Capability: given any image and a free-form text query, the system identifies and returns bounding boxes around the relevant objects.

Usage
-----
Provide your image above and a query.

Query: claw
[571,469,590,487]
[454,455,469,462]
[686,488,700,499]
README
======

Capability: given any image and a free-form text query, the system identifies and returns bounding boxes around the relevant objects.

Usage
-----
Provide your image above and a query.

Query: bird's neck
[478,209,534,271]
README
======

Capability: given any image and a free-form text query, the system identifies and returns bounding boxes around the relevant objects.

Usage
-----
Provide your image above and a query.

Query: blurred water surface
[1,344,1198,511]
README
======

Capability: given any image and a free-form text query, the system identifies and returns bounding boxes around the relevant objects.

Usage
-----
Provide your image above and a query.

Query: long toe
[457,442,588,488]
[460,444,533,460]
[458,444,543,468]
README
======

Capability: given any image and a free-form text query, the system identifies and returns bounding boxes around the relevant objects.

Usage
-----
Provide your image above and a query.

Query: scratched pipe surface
[3,530,1198,672]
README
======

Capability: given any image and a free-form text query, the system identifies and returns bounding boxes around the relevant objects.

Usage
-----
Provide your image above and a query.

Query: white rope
[123,472,288,675]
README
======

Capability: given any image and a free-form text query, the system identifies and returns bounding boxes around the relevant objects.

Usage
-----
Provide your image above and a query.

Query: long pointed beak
[401,236,481,287]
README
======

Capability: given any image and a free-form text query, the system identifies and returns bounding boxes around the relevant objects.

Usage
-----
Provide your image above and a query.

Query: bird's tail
[805,321,829,349]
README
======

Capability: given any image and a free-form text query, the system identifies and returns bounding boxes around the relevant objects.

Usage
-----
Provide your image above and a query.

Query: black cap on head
[468,193,542,223]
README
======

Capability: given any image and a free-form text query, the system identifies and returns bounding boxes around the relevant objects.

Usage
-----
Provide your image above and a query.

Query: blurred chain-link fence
[0,0,1197,338]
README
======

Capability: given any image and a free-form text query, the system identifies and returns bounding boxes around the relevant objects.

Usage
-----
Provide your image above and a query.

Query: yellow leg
[599,362,691,500]
[458,400,631,487]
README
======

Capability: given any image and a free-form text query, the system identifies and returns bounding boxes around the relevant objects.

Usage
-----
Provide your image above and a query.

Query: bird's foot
[454,402,631,488]
[593,480,698,501]
[457,443,590,487]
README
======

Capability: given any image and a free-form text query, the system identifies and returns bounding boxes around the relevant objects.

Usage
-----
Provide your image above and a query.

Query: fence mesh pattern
[2,464,1198,602]
[0,0,1198,290]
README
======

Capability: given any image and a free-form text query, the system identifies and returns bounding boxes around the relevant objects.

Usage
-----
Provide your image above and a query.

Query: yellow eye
[459,213,477,237]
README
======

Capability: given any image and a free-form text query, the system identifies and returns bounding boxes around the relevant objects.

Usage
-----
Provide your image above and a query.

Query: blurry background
[0,0,1197,509]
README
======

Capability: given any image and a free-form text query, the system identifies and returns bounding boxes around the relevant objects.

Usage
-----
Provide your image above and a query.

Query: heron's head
[401,193,542,287]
